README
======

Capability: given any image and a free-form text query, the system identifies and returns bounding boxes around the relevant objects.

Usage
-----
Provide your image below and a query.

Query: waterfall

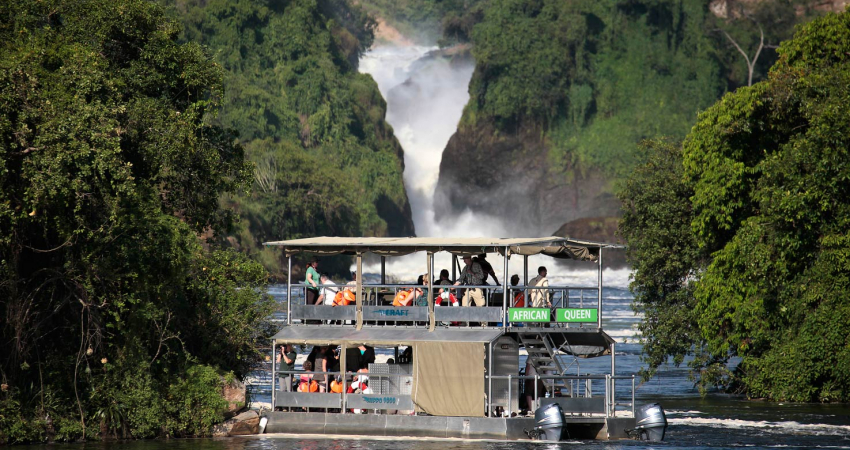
[359,44,509,238]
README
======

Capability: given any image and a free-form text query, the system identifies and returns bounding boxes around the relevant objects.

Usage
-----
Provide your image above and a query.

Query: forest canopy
[619,10,850,402]
[0,0,274,443]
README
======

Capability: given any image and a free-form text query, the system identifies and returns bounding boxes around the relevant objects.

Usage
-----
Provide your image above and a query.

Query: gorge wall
[429,0,825,244]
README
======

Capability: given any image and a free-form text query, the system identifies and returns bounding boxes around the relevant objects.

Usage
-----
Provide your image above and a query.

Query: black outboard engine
[634,403,667,442]
[532,402,564,441]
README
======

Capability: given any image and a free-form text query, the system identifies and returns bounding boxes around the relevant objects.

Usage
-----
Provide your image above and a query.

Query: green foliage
[0,0,273,442]
[622,10,850,402]
[165,365,228,437]
[165,0,413,276]
[618,139,708,380]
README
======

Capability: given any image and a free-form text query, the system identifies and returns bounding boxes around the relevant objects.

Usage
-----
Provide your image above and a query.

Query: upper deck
[265,236,623,357]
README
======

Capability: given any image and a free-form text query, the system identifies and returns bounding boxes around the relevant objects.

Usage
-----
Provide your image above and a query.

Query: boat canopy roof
[272,325,503,346]
[263,236,623,261]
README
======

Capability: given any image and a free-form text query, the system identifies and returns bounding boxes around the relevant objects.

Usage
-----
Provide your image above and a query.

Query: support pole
[340,343,347,414]
[487,341,493,416]
[356,252,363,330]
[287,256,292,325]
[381,256,386,285]
[271,342,276,410]
[597,247,603,329]
[611,341,616,416]
[523,255,528,285]
[427,252,435,331]
[452,254,457,281]
[502,248,509,330]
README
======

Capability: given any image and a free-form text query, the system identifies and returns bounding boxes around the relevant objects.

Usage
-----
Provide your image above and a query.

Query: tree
[623,9,850,402]
[0,0,273,441]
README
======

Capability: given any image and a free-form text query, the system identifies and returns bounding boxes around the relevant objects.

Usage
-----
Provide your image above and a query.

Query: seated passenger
[510,274,525,307]
[298,360,318,392]
[318,273,338,305]
[435,268,458,307]
[392,277,423,307]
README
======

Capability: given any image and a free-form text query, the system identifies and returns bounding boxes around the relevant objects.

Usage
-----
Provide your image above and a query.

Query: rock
[435,122,621,236]
[221,377,246,419]
[229,410,260,436]
[212,410,260,437]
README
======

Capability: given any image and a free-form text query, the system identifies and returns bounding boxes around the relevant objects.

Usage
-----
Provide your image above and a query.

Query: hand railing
[273,370,414,412]
[284,283,603,329]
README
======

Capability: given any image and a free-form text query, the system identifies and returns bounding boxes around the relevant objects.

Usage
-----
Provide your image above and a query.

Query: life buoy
[298,379,318,393]
[393,289,414,307]
[330,379,343,393]
[513,292,525,308]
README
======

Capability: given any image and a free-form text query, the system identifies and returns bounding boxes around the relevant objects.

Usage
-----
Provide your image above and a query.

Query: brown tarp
[412,341,485,417]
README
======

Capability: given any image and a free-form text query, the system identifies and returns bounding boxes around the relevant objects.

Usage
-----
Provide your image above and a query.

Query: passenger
[318,273,338,306]
[414,274,428,306]
[528,266,551,308]
[305,259,321,305]
[435,269,458,307]
[276,344,297,393]
[298,360,318,393]
[477,254,500,286]
[510,274,525,307]
[454,255,485,307]
[313,346,328,392]
[392,277,422,307]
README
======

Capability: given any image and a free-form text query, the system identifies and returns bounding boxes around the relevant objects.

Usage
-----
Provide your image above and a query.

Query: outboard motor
[532,402,564,441]
[634,403,667,442]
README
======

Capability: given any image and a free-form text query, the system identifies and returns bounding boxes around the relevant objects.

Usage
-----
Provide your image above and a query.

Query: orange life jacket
[330,379,343,393]
[392,289,414,307]
[298,379,318,393]
[513,292,525,308]
[333,290,355,306]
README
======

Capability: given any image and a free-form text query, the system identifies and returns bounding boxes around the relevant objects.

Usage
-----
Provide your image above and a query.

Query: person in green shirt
[276,344,297,394]
[305,260,320,305]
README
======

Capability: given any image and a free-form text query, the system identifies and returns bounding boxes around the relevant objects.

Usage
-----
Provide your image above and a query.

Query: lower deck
[263,411,636,440]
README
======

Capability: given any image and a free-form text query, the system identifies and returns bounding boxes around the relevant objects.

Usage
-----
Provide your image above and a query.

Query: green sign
[508,308,550,322]
[555,308,598,323]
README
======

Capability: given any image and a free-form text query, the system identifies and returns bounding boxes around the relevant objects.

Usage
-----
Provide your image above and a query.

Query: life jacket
[330,379,343,393]
[333,290,355,306]
[392,289,414,307]
[513,292,525,308]
[298,379,318,393]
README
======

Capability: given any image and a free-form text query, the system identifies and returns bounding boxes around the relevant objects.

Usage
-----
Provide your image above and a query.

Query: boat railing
[281,284,603,329]
[272,370,634,418]
[487,374,635,418]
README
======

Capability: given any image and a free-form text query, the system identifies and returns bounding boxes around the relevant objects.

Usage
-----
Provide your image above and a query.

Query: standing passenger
[276,344,297,393]
[528,266,551,308]
[454,255,485,307]
[305,259,321,305]
[477,254,500,286]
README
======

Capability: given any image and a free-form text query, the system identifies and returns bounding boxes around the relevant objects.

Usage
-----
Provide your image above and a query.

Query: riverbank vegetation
[620,11,850,402]
[0,0,275,443]
[162,0,415,278]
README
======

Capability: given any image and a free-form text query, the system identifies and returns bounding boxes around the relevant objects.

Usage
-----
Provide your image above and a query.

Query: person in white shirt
[528,266,550,308]
[318,273,338,305]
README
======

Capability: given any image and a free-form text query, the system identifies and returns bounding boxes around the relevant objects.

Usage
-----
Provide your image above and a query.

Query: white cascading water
[358,42,629,289]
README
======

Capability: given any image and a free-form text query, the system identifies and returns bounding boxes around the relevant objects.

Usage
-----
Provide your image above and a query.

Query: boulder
[212,410,260,437]
[221,377,246,419]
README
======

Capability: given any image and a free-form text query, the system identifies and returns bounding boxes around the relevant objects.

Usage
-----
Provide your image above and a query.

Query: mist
[360,45,512,238]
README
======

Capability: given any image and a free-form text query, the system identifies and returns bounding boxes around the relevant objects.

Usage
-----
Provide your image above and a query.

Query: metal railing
[279,283,604,329]
[271,369,635,418]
